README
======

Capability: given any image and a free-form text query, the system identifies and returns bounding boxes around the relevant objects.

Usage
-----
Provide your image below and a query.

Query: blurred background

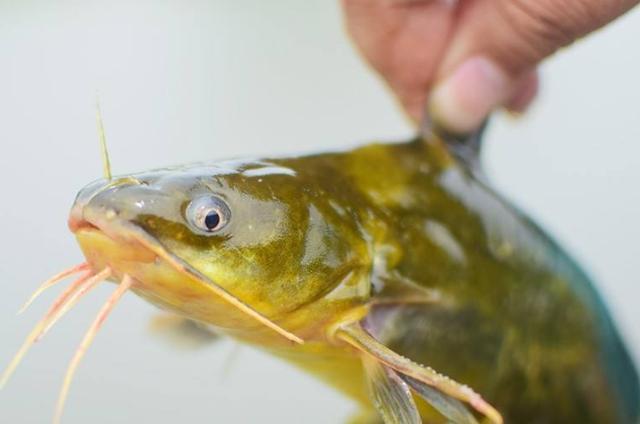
[0,1,638,423]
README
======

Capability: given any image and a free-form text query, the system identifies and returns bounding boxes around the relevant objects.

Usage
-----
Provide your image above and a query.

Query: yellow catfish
[3,123,638,423]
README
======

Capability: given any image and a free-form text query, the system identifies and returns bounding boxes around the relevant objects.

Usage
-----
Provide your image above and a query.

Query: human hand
[341,0,638,133]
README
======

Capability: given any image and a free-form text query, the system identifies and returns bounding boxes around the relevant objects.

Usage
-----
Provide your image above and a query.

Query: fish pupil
[204,211,221,230]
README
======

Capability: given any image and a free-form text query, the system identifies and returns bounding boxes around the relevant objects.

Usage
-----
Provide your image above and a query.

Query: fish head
[69,160,372,344]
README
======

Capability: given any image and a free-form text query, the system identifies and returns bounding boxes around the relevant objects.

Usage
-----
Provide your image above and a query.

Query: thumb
[429,0,638,134]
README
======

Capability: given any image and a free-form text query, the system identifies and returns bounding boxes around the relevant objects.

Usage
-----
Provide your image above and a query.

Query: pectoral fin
[336,322,502,424]
[372,272,443,306]
[148,314,221,350]
[363,355,421,424]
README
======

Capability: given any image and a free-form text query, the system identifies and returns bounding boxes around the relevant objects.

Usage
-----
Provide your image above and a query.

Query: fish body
[269,139,639,423]
[10,136,638,423]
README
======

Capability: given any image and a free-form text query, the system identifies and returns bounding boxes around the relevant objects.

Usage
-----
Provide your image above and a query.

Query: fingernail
[429,57,510,134]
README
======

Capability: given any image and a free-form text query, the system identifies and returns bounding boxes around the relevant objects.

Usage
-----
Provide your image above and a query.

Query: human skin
[341,0,639,133]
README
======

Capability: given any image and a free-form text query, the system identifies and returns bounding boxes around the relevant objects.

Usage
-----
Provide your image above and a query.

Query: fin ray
[402,375,478,424]
[336,322,502,424]
[95,98,112,180]
[363,355,421,424]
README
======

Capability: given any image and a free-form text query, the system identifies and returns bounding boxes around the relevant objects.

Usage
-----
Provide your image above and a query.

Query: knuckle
[489,0,631,73]
[506,0,624,40]
[497,0,590,60]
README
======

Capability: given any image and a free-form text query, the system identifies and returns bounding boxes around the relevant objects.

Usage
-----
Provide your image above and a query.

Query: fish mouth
[68,200,218,297]
[68,204,304,344]
[68,202,94,233]
[69,207,198,281]
[68,205,158,271]
[68,203,131,241]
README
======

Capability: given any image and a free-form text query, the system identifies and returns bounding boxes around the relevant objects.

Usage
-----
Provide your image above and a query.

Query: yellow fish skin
[30,136,640,423]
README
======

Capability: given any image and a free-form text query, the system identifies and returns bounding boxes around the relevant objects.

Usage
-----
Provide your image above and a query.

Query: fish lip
[68,203,88,233]
[68,212,122,242]
[68,203,113,234]
[68,204,134,244]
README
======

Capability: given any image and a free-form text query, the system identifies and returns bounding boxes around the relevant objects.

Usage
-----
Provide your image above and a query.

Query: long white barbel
[54,274,134,424]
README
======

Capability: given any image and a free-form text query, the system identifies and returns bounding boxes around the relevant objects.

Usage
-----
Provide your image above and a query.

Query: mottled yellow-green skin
[72,138,639,423]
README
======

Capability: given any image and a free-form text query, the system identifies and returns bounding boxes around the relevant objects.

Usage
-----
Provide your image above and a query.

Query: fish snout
[68,177,144,233]
[68,202,120,234]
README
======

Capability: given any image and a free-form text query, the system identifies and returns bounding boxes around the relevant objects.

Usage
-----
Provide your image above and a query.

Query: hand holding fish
[3,5,639,423]
[341,0,639,133]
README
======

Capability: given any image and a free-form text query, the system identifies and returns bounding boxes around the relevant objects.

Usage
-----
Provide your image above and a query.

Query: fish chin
[74,227,156,272]
[72,225,298,343]
[73,227,187,310]
[73,226,214,319]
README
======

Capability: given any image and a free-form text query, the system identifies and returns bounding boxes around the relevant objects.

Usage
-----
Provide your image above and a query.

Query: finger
[430,0,638,132]
[506,70,539,115]
[340,0,458,121]
[428,56,515,133]
[439,0,638,78]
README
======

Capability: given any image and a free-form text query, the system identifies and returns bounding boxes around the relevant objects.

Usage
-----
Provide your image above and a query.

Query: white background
[0,1,638,423]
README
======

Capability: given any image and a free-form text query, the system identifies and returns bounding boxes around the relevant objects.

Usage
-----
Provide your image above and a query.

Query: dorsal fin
[421,114,489,171]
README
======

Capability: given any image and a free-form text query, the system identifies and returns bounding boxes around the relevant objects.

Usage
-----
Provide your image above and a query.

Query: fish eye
[186,196,231,233]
